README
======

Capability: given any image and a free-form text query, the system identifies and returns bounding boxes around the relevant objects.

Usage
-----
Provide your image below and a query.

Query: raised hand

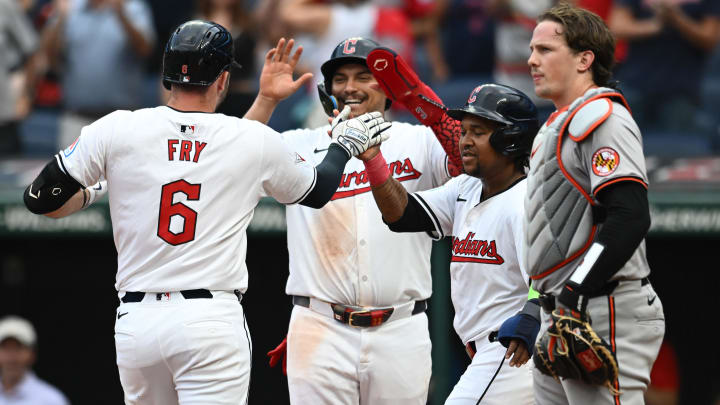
[258,38,314,103]
[330,106,391,158]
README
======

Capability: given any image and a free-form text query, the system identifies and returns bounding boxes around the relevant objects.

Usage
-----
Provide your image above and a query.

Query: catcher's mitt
[533,308,620,395]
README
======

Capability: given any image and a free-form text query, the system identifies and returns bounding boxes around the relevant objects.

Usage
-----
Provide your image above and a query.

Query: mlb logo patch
[180,124,196,135]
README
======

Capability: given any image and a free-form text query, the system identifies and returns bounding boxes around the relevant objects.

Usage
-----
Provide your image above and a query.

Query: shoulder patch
[568,98,613,142]
[63,136,81,158]
[591,147,619,177]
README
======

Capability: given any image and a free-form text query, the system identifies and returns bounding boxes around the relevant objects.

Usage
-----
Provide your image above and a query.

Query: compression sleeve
[24,156,83,214]
[576,181,650,292]
[386,193,436,233]
[299,144,350,208]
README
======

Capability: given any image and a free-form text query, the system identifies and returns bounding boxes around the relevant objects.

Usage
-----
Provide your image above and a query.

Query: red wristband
[364,151,390,186]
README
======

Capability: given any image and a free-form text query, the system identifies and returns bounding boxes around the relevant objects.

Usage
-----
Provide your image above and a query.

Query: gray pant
[534,280,665,405]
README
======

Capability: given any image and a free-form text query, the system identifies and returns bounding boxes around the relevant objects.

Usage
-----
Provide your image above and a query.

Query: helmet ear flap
[489,126,514,156]
[489,124,530,157]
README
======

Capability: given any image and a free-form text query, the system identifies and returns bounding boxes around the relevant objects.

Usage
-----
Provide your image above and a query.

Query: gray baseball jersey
[527,88,665,405]
[525,88,651,295]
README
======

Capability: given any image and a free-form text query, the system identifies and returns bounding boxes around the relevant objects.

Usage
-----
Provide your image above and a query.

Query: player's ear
[217,71,230,93]
[576,50,594,74]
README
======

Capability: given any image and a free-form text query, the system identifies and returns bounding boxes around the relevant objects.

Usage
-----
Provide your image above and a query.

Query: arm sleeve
[577,181,651,292]
[407,177,461,239]
[299,145,349,208]
[385,191,436,233]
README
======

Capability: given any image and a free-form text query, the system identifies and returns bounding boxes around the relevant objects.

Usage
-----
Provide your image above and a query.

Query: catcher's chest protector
[524,88,626,293]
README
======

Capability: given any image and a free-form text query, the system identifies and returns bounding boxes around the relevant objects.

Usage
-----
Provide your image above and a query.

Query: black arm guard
[23,157,83,214]
[299,144,350,208]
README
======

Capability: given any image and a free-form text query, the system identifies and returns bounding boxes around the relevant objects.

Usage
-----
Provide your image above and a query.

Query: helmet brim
[446,105,514,126]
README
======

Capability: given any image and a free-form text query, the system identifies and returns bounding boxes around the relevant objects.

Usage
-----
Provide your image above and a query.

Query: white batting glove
[82,180,107,209]
[330,106,391,158]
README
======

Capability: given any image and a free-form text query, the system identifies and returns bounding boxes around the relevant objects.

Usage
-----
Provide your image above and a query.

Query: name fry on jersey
[332,157,421,200]
[168,139,207,163]
[450,232,505,264]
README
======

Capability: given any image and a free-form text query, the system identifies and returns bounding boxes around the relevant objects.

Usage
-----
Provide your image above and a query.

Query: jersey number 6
[157,179,201,246]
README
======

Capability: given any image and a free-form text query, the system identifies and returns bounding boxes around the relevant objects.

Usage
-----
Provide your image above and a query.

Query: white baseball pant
[114,290,251,405]
[445,336,534,405]
[286,304,432,405]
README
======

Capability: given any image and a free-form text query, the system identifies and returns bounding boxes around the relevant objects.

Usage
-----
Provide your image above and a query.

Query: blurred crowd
[1,0,719,157]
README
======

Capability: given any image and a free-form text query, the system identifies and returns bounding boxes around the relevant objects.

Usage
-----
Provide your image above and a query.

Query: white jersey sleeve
[257,123,318,204]
[411,175,464,240]
[59,110,128,187]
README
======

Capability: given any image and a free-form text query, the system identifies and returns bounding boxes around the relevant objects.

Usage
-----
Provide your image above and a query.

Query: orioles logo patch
[591,147,619,177]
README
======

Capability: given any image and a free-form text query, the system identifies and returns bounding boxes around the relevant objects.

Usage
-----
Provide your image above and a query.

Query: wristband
[364,151,390,186]
[83,180,107,209]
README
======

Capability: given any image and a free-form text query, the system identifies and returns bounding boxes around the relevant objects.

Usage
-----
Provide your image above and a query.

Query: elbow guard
[24,157,83,214]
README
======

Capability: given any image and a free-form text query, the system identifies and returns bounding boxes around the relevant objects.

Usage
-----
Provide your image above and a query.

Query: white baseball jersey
[413,175,530,344]
[58,106,317,293]
[280,121,450,306]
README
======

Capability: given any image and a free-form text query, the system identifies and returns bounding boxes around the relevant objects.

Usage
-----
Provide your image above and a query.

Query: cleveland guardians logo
[343,39,359,55]
[467,85,485,103]
[331,158,421,200]
[451,232,504,264]
[591,147,619,176]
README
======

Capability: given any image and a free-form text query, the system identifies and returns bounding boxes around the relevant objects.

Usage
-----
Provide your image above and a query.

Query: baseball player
[525,3,665,404]
[245,37,457,405]
[21,21,389,405]
[363,77,542,404]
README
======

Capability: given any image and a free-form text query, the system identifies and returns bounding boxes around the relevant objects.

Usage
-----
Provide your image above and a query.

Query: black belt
[121,289,242,303]
[538,277,649,313]
[292,295,428,327]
